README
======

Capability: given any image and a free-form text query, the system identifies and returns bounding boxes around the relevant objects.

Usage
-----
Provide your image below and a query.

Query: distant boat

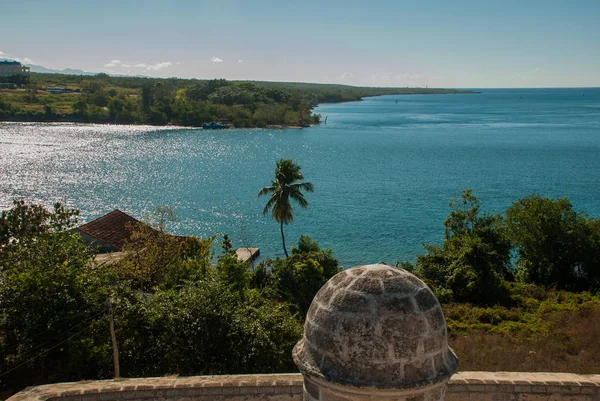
[202,121,229,129]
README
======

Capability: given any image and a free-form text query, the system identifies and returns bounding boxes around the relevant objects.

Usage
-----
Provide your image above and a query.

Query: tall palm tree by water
[259,159,314,257]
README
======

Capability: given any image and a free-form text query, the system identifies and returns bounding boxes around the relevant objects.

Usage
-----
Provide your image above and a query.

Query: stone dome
[293,264,458,390]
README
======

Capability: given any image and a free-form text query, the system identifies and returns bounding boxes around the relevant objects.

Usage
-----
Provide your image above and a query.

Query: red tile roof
[75,209,143,251]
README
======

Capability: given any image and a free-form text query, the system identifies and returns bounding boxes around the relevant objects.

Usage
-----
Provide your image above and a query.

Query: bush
[414,190,511,305]
[251,236,340,317]
[115,281,301,377]
[506,194,600,290]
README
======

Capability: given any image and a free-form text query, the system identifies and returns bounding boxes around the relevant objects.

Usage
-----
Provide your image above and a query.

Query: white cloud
[104,60,121,67]
[145,61,173,71]
[238,60,243,63]
[122,64,132,68]
[14,57,33,65]
[340,72,354,80]
[211,56,223,63]
[534,67,544,73]
[134,63,147,68]
[0,51,5,57]
[176,62,181,65]
[396,73,423,81]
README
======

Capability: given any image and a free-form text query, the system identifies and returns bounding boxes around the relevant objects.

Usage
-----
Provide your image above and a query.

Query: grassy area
[446,285,600,373]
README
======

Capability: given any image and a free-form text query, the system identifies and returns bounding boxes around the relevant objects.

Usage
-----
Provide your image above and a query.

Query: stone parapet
[7,372,600,401]
[446,371,600,401]
[7,374,303,401]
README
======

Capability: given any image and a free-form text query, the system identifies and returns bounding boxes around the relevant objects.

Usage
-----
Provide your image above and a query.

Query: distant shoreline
[0,72,478,128]
[0,89,478,129]
[318,90,479,105]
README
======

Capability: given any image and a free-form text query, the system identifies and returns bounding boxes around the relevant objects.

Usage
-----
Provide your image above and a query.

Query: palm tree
[259,159,314,257]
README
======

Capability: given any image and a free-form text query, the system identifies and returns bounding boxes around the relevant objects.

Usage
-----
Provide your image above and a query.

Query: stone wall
[7,374,303,401]
[7,372,600,401]
[446,372,600,401]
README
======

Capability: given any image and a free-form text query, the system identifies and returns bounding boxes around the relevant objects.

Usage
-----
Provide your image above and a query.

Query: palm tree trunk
[280,220,289,258]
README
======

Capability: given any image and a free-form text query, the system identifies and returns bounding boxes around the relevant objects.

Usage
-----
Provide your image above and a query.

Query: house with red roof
[73,209,146,253]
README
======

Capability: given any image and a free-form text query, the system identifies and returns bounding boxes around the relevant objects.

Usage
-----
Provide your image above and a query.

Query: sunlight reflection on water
[2,89,600,266]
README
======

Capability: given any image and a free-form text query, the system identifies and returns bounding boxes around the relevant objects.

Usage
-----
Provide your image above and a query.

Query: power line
[0,309,105,370]
[1,306,105,355]
[0,317,99,380]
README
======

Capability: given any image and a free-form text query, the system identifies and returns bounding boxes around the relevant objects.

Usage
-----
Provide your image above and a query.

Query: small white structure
[235,247,260,263]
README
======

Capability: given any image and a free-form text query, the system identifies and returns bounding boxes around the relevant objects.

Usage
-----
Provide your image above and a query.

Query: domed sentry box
[293,264,458,401]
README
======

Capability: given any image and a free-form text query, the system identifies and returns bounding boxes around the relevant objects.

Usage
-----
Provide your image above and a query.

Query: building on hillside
[73,209,146,253]
[73,209,188,255]
[0,60,30,78]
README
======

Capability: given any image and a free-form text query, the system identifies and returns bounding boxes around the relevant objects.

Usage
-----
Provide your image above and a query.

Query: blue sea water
[1,88,599,266]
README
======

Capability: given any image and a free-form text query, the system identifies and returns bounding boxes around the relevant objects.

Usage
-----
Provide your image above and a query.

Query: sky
[1,0,599,88]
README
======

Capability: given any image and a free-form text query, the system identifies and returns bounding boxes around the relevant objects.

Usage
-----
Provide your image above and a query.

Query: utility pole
[108,297,120,378]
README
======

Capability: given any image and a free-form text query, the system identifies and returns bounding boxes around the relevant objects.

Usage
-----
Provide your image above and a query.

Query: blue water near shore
[1,88,599,266]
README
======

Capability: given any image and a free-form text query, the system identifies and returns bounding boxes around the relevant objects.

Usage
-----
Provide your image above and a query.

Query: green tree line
[2,187,599,397]
[0,73,472,127]
[405,190,600,305]
[0,77,319,127]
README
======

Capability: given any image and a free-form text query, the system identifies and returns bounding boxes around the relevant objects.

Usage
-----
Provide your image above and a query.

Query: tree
[118,221,183,290]
[114,280,301,377]
[146,204,177,232]
[72,99,88,117]
[414,190,512,305]
[108,98,126,121]
[250,236,340,317]
[24,80,38,103]
[506,194,600,290]
[0,201,112,396]
[215,234,250,293]
[0,199,79,248]
[258,159,314,257]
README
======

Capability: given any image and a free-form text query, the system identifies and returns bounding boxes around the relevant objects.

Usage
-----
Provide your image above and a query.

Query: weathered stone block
[415,289,439,312]
[348,276,384,295]
[426,308,445,331]
[328,291,373,313]
[378,294,415,316]
[403,358,435,383]
[392,337,420,361]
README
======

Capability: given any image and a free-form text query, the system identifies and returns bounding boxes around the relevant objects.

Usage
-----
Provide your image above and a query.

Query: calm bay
[1,88,599,266]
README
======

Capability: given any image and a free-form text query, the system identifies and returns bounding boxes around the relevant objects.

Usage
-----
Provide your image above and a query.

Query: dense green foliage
[0,73,473,127]
[2,188,600,397]
[259,159,314,257]
[409,191,600,373]
[410,191,600,305]
[251,235,341,316]
[0,202,339,398]
[0,201,111,395]
[414,190,512,305]
[506,195,600,290]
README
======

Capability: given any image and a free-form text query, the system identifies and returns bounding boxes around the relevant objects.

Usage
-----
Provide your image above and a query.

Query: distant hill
[27,64,97,76]
[26,64,148,78]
